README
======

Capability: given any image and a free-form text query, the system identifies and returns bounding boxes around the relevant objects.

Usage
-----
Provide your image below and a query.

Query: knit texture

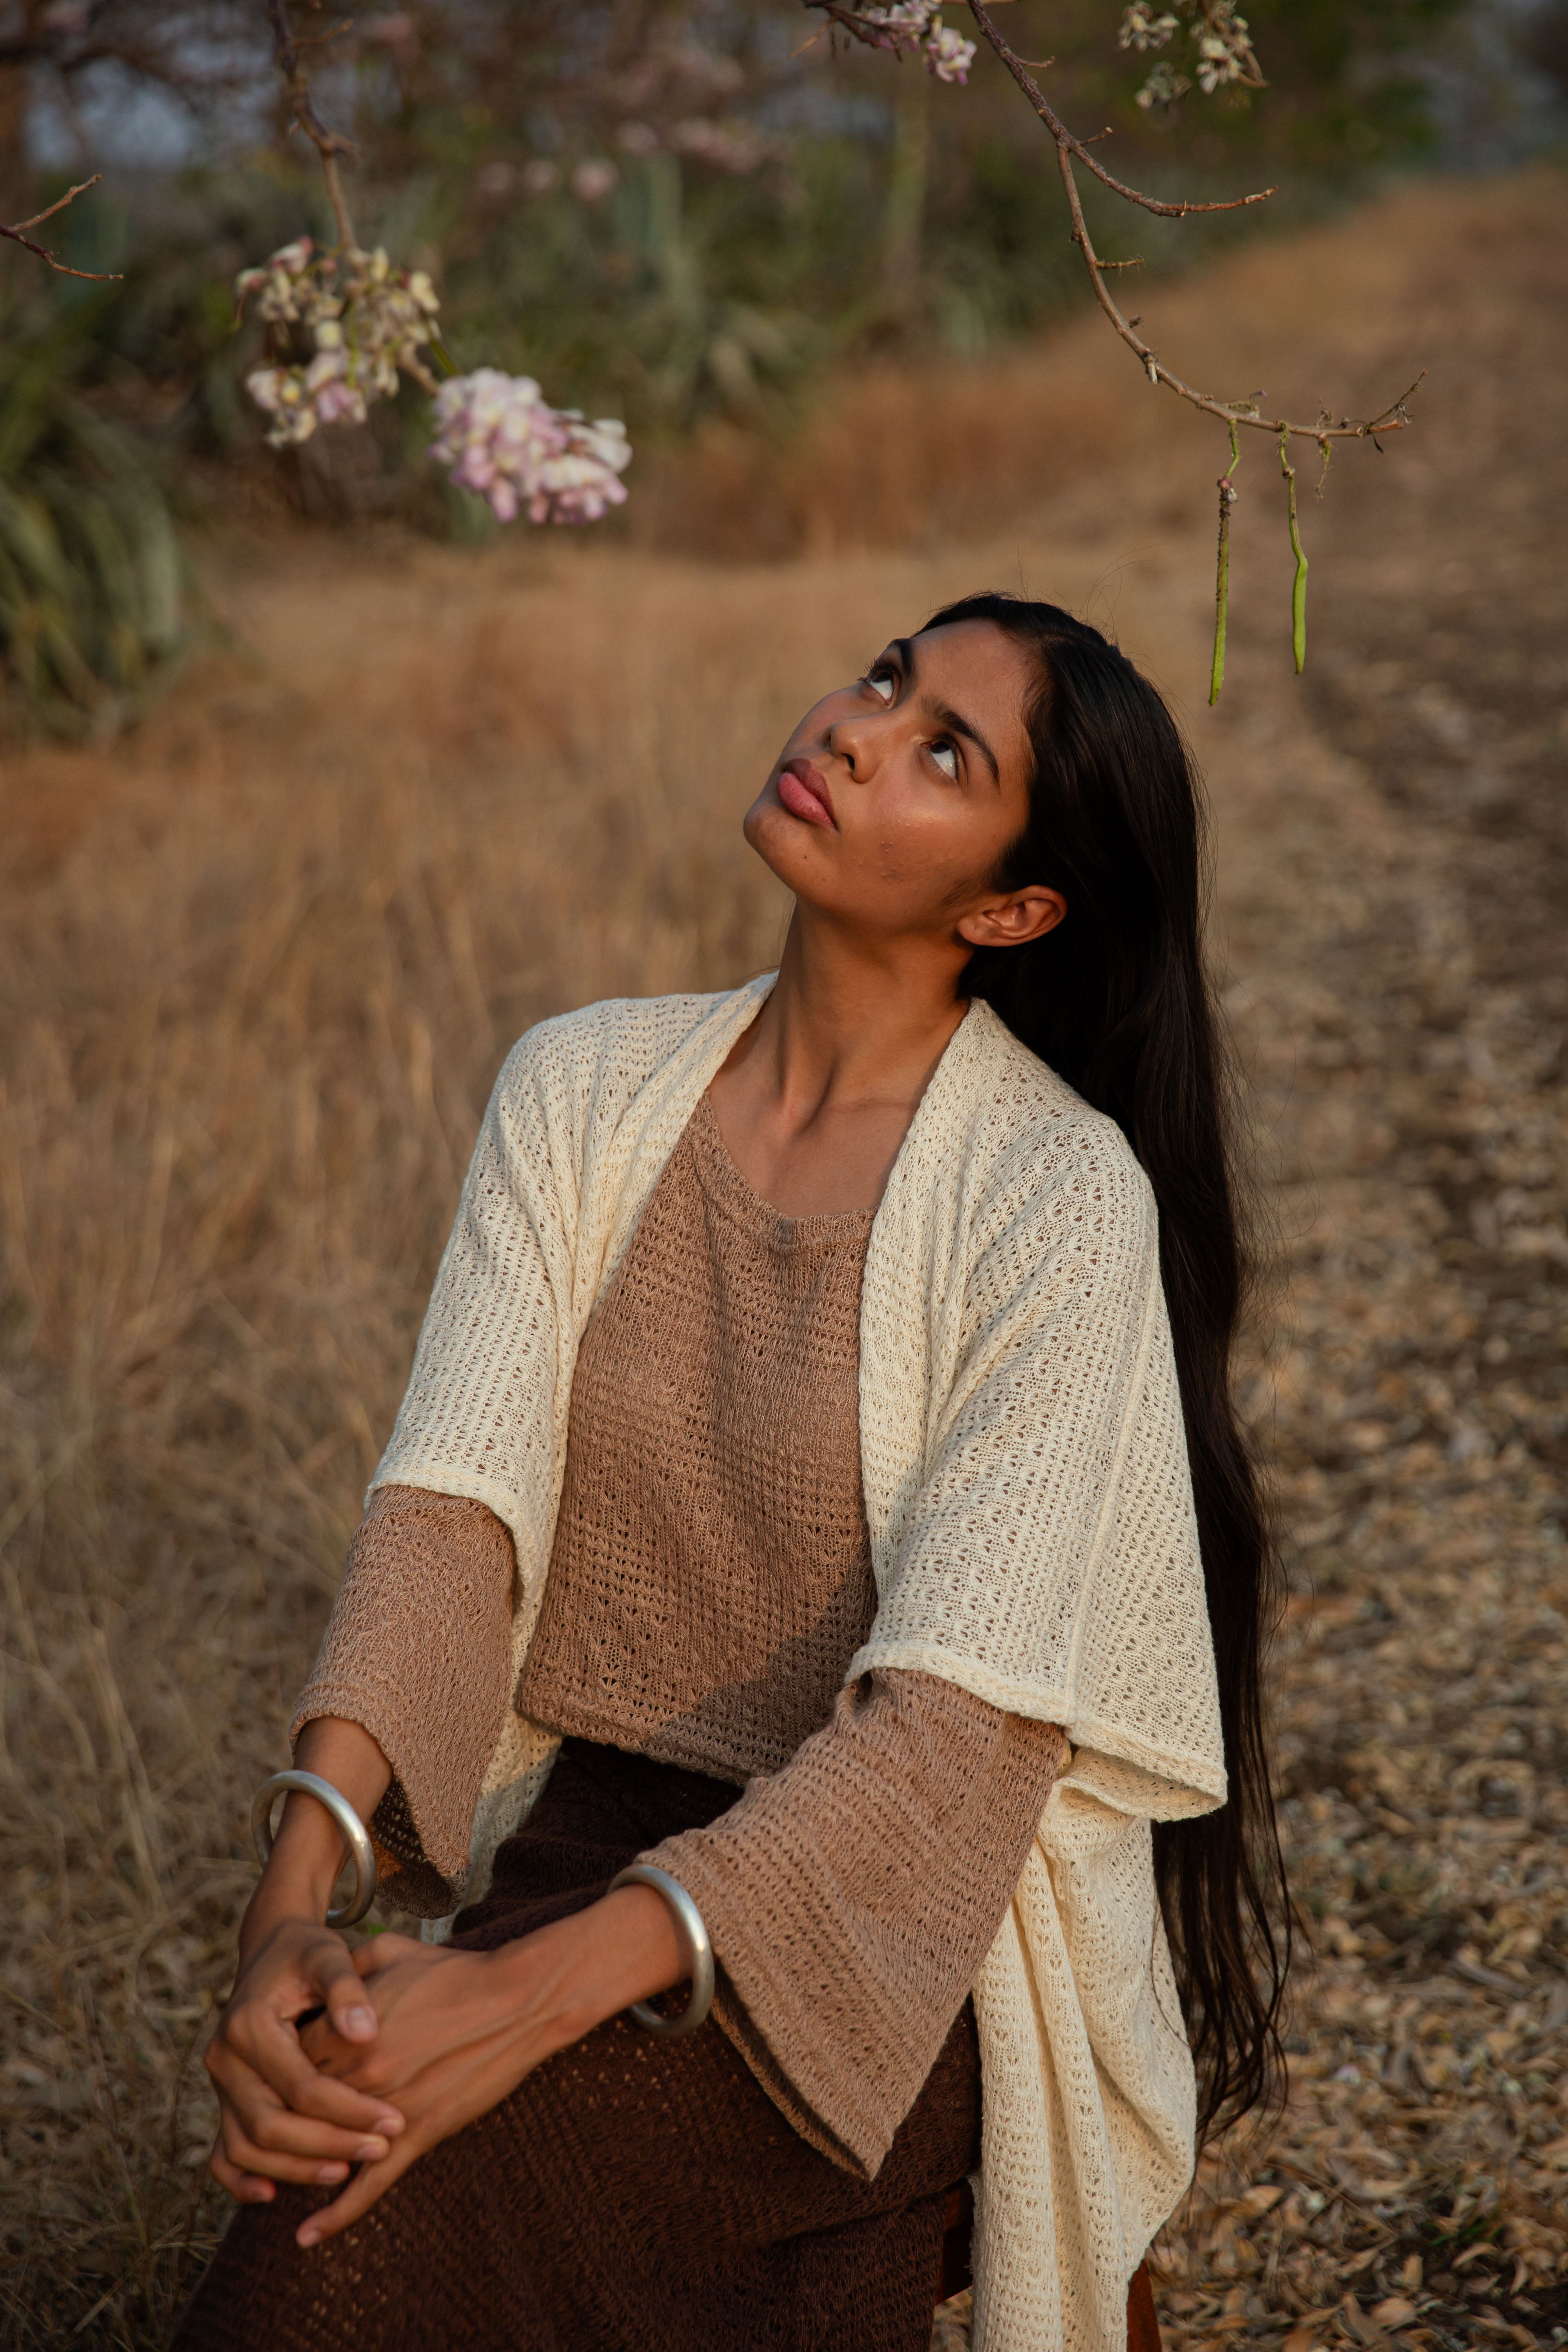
[294,1541,1060,2171]
[172,1738,981,2352]
[654,1667,1070,2177]
[516,1089,878,1779]
[372,978,1227,2352]
[295,1099,1065,2171]
[291,1485,514,1910]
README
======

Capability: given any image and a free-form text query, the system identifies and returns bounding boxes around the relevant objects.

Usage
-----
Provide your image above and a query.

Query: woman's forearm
[249,1712,686,2042]
[486,1884,686,2056]
[240,1716,392,1960]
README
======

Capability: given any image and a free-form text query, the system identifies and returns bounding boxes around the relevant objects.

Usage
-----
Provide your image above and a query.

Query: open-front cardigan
[371,976,1227,2352]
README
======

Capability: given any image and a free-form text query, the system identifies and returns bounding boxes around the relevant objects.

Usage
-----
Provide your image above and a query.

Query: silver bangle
[606,1863,714,2038]
[250,1770,378,1929]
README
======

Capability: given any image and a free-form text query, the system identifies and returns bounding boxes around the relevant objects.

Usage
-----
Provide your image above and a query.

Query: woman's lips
[777,758,835,829]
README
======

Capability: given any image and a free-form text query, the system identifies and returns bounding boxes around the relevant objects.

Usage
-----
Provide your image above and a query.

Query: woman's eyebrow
[895,636,1001,786]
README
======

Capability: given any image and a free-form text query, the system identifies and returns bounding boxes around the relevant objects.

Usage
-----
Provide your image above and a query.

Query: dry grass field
[2,168,1566,2350]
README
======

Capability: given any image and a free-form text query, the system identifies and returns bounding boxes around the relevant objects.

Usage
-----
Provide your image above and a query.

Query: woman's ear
[957,885,1067,951]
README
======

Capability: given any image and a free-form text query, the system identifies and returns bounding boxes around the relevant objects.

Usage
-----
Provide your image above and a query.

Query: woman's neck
[706,907,968,1216]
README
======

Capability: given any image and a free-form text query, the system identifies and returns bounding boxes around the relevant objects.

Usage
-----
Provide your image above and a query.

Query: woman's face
[745,620,1065,951]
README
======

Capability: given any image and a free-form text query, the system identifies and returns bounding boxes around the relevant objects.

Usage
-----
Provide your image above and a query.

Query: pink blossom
[854,6,973,83]
[925,24,975,82]
[429,369,631,527]
[244,366,318,445]
[236,239,440,444]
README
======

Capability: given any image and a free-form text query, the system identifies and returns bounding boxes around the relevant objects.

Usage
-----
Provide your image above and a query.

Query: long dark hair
[925,591,1288,2136]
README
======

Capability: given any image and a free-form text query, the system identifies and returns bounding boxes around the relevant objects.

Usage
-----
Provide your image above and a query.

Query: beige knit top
[515,1089,882,1778]
[296,1091,1067,2173]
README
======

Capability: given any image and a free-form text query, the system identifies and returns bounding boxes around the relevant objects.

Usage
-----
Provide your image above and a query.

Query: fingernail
[354,2139,386,2161]
[316,2163,348,2183]
[297,2225,320,2249]
[376,2112,403,2136]
[346,2005,377,2035]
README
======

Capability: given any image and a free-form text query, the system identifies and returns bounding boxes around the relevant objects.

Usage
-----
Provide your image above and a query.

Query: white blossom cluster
[1119,5,1179,51]
[237,238,441,448]
[854,4,977,84]
[1118,0,1256,108]
[428,369,632,526]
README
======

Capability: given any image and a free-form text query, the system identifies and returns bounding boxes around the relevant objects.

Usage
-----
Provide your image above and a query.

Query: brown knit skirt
[174,1739,983,2352]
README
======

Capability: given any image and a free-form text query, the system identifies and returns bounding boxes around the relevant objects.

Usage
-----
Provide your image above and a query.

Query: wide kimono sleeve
[367,1022,584,1601]
[355,1016,595,1889]
[368,987,739,1601]
[853,1089,1226,1819]
[360,987,747,1903]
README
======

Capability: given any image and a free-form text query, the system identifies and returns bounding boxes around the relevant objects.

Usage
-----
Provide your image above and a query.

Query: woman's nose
[828,711,878,778]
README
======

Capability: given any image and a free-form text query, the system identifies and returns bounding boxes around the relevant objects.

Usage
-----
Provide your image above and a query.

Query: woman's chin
[743,794,817,883]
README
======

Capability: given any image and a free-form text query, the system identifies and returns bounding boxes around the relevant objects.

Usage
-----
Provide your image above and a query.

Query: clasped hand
[206,1921,556,2247]
[205,1879,680,2248]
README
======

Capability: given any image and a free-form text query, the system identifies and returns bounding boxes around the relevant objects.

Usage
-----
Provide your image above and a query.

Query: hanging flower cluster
[236,237,441,448]
[1119,6,1179,51]
[924,22,976,83]
[850,4,977,84]
[428,370,632,526]
[235,241,633,527]
[1118,0,1260,109]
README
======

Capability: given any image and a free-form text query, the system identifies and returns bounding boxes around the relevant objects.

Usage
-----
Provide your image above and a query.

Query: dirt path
[2,171,1564,2350]
[938,167,1568,2352]
[1163,174,1568,2352]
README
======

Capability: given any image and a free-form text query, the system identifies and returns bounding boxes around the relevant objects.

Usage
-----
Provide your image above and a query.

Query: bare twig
[0,175,122,281]
[961,0,1421,450]
[804,0,1423,452]
[813,2,1272,215]
[267,0,359,250]
[801,0,1425,684]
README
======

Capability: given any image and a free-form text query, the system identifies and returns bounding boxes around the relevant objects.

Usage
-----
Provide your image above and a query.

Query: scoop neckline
[690,1090,877,1248]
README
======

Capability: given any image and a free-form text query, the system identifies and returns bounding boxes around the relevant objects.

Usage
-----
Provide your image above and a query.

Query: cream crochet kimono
[372,976,1227,2352]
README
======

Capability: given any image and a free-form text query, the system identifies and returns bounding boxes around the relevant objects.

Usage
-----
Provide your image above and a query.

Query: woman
[179,595,1285,2352]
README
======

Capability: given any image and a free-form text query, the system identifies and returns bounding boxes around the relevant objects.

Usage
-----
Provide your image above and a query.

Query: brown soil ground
[2,168,1565,2350]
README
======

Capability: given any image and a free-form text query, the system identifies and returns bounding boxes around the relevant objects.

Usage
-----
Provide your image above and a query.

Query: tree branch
[966,2,1274,217]
[810,0,1270,213]
[267,0,359,249]
[0,175,121,280]
[804,0,1420,448]
[802,0,1425,689]
[964,2,1420,449]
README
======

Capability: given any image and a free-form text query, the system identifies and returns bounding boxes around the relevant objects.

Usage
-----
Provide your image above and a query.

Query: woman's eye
[866,669,895,704]
[930,741,958,780]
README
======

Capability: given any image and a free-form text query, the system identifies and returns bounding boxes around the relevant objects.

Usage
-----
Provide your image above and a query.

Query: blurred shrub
[0,296,192,733]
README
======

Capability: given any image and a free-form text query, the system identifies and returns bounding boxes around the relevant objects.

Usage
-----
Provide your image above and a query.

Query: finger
[297,2132,424,2247]
[305,1938,383,2044]
[297,2007,408,2084]
[297,2012,400,2088]
[210,2145,277,2203]
[212,2004,399,2117]
[208,2030,405,2138]
[227,2097,395,2167]
[220,2111,356,2189]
